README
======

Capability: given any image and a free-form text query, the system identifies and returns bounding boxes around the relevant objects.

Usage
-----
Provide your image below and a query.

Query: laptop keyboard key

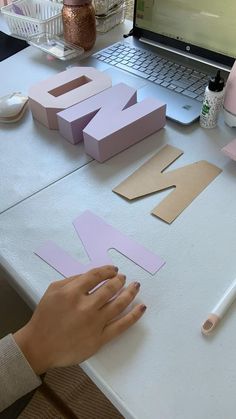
[164,77,172,83]
[175,87,184,93]
[116,63,149,78]
[196,95,204,101]
[195,88,205,95]
[171,80,190,89]
[182,90,198,98]
[167,84,177,90]
[161,81,170,87]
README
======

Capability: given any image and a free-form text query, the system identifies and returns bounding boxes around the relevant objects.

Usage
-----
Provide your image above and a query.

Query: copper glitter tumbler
[62,0,96,51]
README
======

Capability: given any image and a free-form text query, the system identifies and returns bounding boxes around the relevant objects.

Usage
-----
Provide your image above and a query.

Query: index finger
[69,265,118,293]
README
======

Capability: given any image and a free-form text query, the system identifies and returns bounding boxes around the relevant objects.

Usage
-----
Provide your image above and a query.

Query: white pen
[201,278,236,335]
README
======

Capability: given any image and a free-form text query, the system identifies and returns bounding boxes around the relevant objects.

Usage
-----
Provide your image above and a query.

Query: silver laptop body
[81,0,236,125]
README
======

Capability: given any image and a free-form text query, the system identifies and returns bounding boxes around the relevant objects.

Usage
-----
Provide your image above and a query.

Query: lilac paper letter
[35,210,165,276]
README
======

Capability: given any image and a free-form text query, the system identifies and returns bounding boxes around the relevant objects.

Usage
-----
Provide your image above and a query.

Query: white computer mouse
[0,92,28,123]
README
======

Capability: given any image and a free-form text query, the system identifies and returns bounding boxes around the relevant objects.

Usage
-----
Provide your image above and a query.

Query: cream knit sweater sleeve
[0,334,42,412]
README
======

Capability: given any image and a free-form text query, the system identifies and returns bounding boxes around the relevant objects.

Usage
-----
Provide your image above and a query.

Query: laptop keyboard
[94,42,209,102]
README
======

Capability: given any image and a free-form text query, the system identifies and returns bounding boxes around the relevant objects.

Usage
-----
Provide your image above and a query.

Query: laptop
[81,0,236,125]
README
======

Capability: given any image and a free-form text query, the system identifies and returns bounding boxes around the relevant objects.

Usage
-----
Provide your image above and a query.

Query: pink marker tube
[202,278,236,335]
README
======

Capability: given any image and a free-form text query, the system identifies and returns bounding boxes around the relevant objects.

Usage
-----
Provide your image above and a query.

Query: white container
[223,60,236,128]
[1,0,63,40]
[96,2,125,33]
[200,70,225,129]
[93,0,122,16]
[28,33,84,60]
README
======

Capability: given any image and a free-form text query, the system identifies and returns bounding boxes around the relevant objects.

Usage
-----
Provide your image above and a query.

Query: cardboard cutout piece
[113,145,222,223]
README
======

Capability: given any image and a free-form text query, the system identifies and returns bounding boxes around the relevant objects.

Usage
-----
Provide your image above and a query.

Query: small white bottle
[200,70,225,129]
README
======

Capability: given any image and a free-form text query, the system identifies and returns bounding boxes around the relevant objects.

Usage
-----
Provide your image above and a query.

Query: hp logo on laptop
[186,45,191,52]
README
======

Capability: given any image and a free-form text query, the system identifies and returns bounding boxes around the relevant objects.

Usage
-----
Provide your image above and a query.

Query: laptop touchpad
[138,84,201,125]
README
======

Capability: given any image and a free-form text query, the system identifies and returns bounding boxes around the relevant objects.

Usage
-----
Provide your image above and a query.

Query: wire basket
[1,0,63,40]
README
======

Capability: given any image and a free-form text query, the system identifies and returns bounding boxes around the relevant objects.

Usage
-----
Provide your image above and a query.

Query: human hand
[14,265,146,375]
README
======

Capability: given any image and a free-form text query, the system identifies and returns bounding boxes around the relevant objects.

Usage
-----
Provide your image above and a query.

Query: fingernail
[140,304,147,313]
[114,266,119,272]
[134,281,141,290]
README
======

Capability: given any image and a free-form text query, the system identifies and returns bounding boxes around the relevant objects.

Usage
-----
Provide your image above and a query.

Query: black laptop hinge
[123,26,142,38]
[123,28,134,38]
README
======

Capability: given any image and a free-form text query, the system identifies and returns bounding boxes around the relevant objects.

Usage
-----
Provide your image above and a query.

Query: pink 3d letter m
[57,82,166,162]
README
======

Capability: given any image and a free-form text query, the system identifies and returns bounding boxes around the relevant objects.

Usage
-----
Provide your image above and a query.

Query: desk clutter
[94,0,125,33]
[2,4,236,417]
[1,0,126,50]
[11,65,219,227]
[0,64,222,227]
[1,0,63,39]
[28,66,166,161]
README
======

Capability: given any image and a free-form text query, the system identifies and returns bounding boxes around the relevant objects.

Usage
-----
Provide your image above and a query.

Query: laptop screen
[135,0,236,62]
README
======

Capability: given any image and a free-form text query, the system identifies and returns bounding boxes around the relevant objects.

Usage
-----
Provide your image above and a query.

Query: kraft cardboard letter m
[113,145,222,224]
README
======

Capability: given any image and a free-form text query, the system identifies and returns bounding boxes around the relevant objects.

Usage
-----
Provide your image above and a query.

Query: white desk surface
[2,14,236,419]
[0,16,132,213]
[1,109,236,418]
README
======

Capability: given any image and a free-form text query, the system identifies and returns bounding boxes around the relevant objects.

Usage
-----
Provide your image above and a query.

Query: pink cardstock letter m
[35,210,165,276]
